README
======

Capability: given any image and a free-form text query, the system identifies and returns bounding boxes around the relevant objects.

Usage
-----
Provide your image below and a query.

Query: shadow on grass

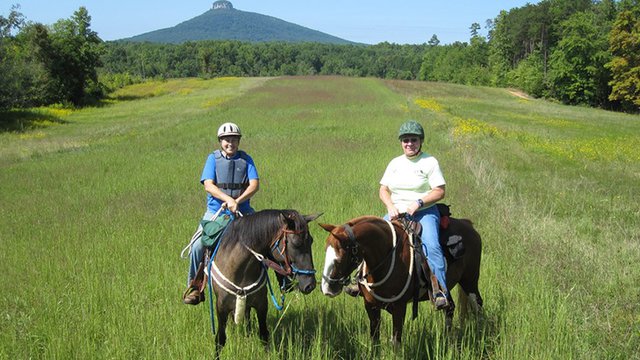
[78,94,154,108]
[0,109,69,133]
[270,302,368,359]
[264,293,504,359]
[108,94,154,102]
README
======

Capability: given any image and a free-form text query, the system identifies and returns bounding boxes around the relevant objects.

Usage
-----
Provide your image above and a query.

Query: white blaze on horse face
[321,245,341,297]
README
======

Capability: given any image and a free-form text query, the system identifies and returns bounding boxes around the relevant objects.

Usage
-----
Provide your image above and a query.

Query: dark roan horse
[319,213,483,345]
[206,209,321,352]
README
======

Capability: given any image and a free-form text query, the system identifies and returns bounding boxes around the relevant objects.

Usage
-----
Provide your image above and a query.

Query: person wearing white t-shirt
[379,120,449,310]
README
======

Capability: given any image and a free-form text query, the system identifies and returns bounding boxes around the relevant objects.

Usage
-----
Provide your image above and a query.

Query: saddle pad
[200,214,233,248]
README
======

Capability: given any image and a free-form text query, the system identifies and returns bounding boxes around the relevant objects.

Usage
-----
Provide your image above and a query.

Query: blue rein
[207,213,317,334]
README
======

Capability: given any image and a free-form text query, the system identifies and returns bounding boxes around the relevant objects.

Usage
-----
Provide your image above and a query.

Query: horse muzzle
[297,275,316,294]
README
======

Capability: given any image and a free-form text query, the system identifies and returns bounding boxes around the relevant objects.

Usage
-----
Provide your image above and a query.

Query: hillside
[122,3,355,44]
[1,77,638,359]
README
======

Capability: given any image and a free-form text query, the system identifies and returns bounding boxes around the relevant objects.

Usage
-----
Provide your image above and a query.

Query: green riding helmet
[398,120,424,140]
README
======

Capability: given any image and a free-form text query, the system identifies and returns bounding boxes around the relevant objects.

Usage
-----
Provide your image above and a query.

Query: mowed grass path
[1,77,638,359]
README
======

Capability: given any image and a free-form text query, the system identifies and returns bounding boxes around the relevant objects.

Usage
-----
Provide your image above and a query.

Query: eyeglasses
[401,137,420,144]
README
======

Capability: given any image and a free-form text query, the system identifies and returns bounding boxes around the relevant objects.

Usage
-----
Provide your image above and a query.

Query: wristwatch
[416,199,424,207]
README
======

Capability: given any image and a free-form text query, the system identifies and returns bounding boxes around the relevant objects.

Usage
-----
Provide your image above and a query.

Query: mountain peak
[120,2,356,45]
[212,1,233,10]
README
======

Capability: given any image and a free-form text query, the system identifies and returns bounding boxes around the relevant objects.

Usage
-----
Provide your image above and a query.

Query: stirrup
[182,286,204,305]
[434,292,449,310]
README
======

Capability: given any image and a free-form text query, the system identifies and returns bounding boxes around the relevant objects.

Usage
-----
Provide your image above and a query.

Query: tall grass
[1,76,638,359]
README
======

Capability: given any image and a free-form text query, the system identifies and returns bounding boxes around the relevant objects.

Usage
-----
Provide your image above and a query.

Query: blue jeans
[187,210,215,287]
[385,205,448,293]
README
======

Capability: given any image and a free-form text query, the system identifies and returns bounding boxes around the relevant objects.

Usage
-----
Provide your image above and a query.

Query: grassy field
[1,76,638,359]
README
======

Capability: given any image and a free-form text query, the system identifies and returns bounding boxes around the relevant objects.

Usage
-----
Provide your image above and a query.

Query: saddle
[185,214,234,301]
[403,204,465,316]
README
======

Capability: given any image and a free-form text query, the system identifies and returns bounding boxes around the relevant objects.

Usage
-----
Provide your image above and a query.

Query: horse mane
[348,215,383,227]
[219,209,307,251]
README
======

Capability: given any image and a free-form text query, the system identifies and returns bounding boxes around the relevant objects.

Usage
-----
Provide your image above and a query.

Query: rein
[212,218,316,313]
[331,219,416,303]
[264,227,317,277]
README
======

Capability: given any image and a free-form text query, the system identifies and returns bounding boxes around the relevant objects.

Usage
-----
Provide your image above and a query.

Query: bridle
[322,223,363,287]
[268,227,317,277]
[246,223,316,279]
[325,219,416,303]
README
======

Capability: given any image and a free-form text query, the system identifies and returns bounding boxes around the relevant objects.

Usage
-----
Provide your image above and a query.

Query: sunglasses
[401,137,420,143]
[220,136,240,143]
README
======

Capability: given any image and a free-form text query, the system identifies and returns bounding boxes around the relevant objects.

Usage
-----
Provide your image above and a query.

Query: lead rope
[206,208,244,335]
[245,246,286,310]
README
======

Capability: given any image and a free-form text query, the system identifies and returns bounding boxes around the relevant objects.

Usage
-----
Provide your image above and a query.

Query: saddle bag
[436,203,465,260]
[200,214,233,248]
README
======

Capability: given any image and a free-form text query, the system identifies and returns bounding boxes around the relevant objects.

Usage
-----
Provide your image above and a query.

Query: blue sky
[10,1,540,44]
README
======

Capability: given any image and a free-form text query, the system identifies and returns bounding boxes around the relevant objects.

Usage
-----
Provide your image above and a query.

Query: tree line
[1,0,639,113]
[1,6,102,108]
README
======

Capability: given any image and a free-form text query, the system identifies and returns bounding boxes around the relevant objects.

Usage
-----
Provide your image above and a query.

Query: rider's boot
[183,286,204,305]
[430,274,449,310]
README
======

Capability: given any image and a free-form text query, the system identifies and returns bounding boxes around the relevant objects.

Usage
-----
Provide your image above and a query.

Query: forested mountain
[2,0,640,113]
[121,2,354,44]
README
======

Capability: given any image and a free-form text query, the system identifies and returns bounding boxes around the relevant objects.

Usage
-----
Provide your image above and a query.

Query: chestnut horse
[319,214,483,345]
[207,209,320,352]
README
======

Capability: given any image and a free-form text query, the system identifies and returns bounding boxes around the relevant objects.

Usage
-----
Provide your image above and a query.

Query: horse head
[318,222,363,297]
[272,211,322,294]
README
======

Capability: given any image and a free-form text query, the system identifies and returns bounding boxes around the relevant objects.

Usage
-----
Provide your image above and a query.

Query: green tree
[40,7,104,105]
[0,4,25,109]
[507,50,547,97]
[606,4,640,110]
[427,34,440,47]
[470,22,481,37]
[548,11,611,106]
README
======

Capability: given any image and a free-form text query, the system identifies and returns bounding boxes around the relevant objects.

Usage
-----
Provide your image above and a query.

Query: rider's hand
[387,206,400,219]
[223,200,239,214]
[406,201,420,216]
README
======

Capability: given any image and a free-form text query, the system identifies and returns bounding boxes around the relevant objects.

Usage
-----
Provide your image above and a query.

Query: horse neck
[215,238,265,284]
[353,218,396,269]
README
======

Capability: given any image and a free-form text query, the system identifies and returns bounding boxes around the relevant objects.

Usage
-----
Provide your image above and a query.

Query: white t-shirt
[379,152,446,213]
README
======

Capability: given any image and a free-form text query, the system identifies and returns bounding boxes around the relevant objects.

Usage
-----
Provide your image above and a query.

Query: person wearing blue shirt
[183,122,260,305]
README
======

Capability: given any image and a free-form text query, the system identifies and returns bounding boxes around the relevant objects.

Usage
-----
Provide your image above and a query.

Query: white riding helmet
[217,122,242,138]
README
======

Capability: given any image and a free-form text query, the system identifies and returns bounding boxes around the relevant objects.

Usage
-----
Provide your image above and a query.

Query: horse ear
[279,213,296,229]
[304,212,323,223]
[318,223,335,232]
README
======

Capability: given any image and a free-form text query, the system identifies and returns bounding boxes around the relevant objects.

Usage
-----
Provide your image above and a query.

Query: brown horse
[319,214,483,345]
[207,209,321,353]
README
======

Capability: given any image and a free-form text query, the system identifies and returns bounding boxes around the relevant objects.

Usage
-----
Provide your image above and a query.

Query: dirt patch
[508,88,532,100]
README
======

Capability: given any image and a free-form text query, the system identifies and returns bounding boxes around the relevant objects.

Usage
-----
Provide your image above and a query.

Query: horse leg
[391,305,407,346]
[457,280,484,332]
[256,296,269,346]
[365,303,382,344]
[445,297,455,331]
[459,279,484,317]
[215,305,230,353]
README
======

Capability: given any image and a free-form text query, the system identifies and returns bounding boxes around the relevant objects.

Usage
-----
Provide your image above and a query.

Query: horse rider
[183,122,260,305]
[346,120,451,310]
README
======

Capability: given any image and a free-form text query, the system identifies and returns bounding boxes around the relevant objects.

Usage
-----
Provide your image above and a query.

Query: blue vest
[214,150,249,199]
